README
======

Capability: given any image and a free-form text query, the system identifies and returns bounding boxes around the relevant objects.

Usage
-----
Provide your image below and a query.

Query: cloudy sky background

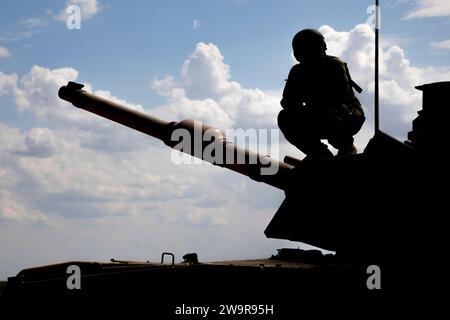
[1,0,450,279]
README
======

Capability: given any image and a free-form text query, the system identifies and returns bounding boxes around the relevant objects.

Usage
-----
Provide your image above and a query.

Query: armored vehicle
[3,81,448,316]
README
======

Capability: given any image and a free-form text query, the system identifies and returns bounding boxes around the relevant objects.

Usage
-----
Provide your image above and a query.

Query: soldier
[279,29,365,159]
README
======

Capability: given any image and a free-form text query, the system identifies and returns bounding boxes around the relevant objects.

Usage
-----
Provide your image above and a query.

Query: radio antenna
[375,0,380,132]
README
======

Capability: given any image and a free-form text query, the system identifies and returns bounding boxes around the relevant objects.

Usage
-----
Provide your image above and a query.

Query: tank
[56,81,443,253]
[3,81,448,316]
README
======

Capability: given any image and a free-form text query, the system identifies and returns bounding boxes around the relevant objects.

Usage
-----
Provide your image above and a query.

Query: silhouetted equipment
[4,81,448,314]
[406,82,450,152]
[182,253,199,265]
[292,29,326,54]
[375,0,380,132]
[57,81,448,253]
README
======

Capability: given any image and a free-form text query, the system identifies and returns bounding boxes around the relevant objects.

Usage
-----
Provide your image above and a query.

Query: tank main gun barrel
[59,82,293,190]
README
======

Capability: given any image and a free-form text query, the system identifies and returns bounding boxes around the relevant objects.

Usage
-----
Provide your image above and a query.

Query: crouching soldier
[279,29,365,159]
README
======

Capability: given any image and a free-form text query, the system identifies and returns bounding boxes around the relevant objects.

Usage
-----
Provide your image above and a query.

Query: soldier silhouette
[279,29,365,159]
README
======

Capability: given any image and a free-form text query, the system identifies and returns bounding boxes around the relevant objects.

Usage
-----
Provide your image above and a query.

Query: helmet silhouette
[292,29,326,60]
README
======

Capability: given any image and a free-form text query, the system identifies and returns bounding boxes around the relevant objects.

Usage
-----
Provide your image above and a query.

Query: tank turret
[58,81,448,255]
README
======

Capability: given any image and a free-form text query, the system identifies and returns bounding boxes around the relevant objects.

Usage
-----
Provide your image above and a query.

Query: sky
[1,0,450,279]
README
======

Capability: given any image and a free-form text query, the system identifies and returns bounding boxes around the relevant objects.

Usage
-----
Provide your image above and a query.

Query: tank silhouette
[56,81,446,252]
[3,81,448,315]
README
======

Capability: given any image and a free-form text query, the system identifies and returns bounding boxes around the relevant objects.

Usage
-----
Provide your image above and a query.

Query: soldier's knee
[277,109,290,130]
[328,135,354,150]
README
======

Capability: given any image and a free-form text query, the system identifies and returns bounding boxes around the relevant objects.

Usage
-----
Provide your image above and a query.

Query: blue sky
[2,0,449,109]
[1,0,449,279]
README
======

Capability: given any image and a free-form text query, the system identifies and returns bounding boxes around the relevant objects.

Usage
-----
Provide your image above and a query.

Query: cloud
[0,46,11,58]
[0,17,46,44]
[12,65,146,126]
[320,23,450,138]
[0,64,244,228]
[151,42,281,130]
[181,43,239,100]
[23,128,63,158]
[5,26,448,225]
[0,29,40,42]
[13,65,81,121]
[0,120,220,225]
[403,0,450,19]
[152,29,450,148]
[1,23,450,277]
[0,122,25,154]
[0,190,50,222]
[0,124,53,223]
[1,66,280,280]
[431,39,450,50]
[56,0,101,21]
[0,71,17,95]
[19,17,48,29]
[10,65,156,154]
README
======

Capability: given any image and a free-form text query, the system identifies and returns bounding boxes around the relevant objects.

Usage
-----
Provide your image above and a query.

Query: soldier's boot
[303,143,334,160]
[337,144,357,157]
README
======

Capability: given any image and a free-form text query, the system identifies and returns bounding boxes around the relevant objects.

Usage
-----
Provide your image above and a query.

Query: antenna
[375,0,380,132]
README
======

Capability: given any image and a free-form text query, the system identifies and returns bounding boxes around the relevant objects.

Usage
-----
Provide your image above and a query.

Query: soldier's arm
[280,66,303,109]
[331,61,352,101]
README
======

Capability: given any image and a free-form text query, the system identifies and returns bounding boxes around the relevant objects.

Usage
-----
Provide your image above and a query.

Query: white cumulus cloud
[152,42,281,130]
[0,46,11,58]
[403,0,450,19]
[24,127,63,158]
[320,23,450,139]
[0,71,17,95]
[431,39,450,50]
[153,25,450,151]
[0,190,50,222]
[1,23,450,276]
[14,65,79,117]
[11,65,146,134]
[0,119,231,226]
